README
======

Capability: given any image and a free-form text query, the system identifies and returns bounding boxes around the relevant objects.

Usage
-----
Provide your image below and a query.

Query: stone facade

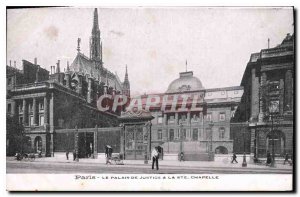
[6,8,130,157]
[138,71,243,160]
[232,33,294,159]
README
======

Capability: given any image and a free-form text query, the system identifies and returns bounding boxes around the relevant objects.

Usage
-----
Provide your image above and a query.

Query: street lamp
[179,121,183,154]
[144,121,152,164]
[208,121,214,161]
[75,125,79,162]
[242,129,247,167]
[269,101,279,167]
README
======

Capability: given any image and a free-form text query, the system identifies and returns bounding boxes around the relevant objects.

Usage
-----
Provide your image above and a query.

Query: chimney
[34,57,37,65]
[56,60,60,73]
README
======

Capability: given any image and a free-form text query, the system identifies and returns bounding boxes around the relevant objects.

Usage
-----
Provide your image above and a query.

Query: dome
[166,71,204,93]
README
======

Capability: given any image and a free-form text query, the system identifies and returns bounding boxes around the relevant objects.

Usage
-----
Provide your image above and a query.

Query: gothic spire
[90,8,102,63]
[92,8,99,33]
[122,65,130,97]
[124,65,129,84]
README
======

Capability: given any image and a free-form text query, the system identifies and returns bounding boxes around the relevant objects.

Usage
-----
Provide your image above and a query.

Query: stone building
[232,33,294,160]
[6,8,130,157]
[136,71,243,160]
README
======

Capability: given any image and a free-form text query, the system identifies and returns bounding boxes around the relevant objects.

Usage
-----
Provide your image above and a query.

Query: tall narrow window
[206,113,212,122]
[205,128,212,140]
[219,113,226,121]
[169,129,174,141]
[157,116,163,124]
[219,128,225,139]
[157,129,162,140]
[39,102,44,110]
[40,115,44,126]
[192,128,198,141]
[182,129,186,140]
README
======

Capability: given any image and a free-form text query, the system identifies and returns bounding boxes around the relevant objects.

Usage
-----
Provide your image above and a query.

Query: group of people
[231,152,293,166]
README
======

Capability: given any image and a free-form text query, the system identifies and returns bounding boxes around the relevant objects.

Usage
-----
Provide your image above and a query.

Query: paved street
[7,158,293,174]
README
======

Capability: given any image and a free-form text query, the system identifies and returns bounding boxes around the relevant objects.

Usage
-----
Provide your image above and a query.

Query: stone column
[32,98,37,126]
[44,96,48,125]
[175,113,179,139]
[279,79,284,115]
[23,99,28,126]
[163,113,168,141]
[187,111,191,124]
[120,125,125,157]
[87,77,93,103]
[284,70,292,111]
[77,74,83,95]
[93,125,98,159]
[258,72,267,122]
[163,113,167,125]
[251,68,259,120]
[49,93,54,131]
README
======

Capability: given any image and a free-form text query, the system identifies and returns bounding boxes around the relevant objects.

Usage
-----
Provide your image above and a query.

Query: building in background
[6,8,130,157]
[232,33,294,160]
[137,71,243,160]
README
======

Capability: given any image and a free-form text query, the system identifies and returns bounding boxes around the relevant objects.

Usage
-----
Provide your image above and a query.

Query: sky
[7,7,294,96]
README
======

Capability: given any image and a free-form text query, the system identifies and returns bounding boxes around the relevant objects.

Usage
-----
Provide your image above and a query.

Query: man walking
[66,151,69,160]
[231,153,238,163]
[152,147,159,170]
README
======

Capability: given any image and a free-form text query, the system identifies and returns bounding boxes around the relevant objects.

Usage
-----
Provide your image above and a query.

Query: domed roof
[166,71,204,93]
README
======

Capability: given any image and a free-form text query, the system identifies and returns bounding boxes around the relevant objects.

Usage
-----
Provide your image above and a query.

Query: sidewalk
[7,156,293,170]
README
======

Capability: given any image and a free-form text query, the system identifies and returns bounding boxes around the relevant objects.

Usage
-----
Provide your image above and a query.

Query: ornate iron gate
[125,124,145,160]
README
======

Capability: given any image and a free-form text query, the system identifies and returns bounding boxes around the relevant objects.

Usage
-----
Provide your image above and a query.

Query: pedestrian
[66,151,69,160]
[105,146,111,165]
[179,152,184,162]
[151,147,159,170]
[73,150,76,161]
[231,153,238,163]
[283,153,290,165]
[266,152,272,166]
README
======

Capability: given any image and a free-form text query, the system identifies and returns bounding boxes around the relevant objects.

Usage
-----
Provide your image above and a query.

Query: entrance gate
[119,109,154,161]
[124,124,145,160]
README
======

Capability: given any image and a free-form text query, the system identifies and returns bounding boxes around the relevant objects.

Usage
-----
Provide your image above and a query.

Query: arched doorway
[266,130,285,156]
[34,136,42,153]
[215,146,228,154]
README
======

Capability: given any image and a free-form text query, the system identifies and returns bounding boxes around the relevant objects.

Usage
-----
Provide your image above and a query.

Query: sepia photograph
[5,6,294,191]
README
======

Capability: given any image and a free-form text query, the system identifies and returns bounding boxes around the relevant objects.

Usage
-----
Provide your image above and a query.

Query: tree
[6,115,24,156]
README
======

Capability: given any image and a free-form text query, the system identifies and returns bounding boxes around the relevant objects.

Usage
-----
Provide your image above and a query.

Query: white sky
[7,7,294,96]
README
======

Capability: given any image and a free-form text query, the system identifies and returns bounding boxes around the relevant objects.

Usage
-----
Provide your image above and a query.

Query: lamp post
[269,101,279,167]
[242,128,247,167]
[208,121,214,161]
[144,121,152,164]
[179,121,183,154]
[75,125,79,162]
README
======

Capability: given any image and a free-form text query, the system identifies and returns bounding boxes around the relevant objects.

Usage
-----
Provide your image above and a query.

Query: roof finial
[67,61,70,72]
[77,38,81,53]
[185,59,187,72]
[268,38,270,49]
